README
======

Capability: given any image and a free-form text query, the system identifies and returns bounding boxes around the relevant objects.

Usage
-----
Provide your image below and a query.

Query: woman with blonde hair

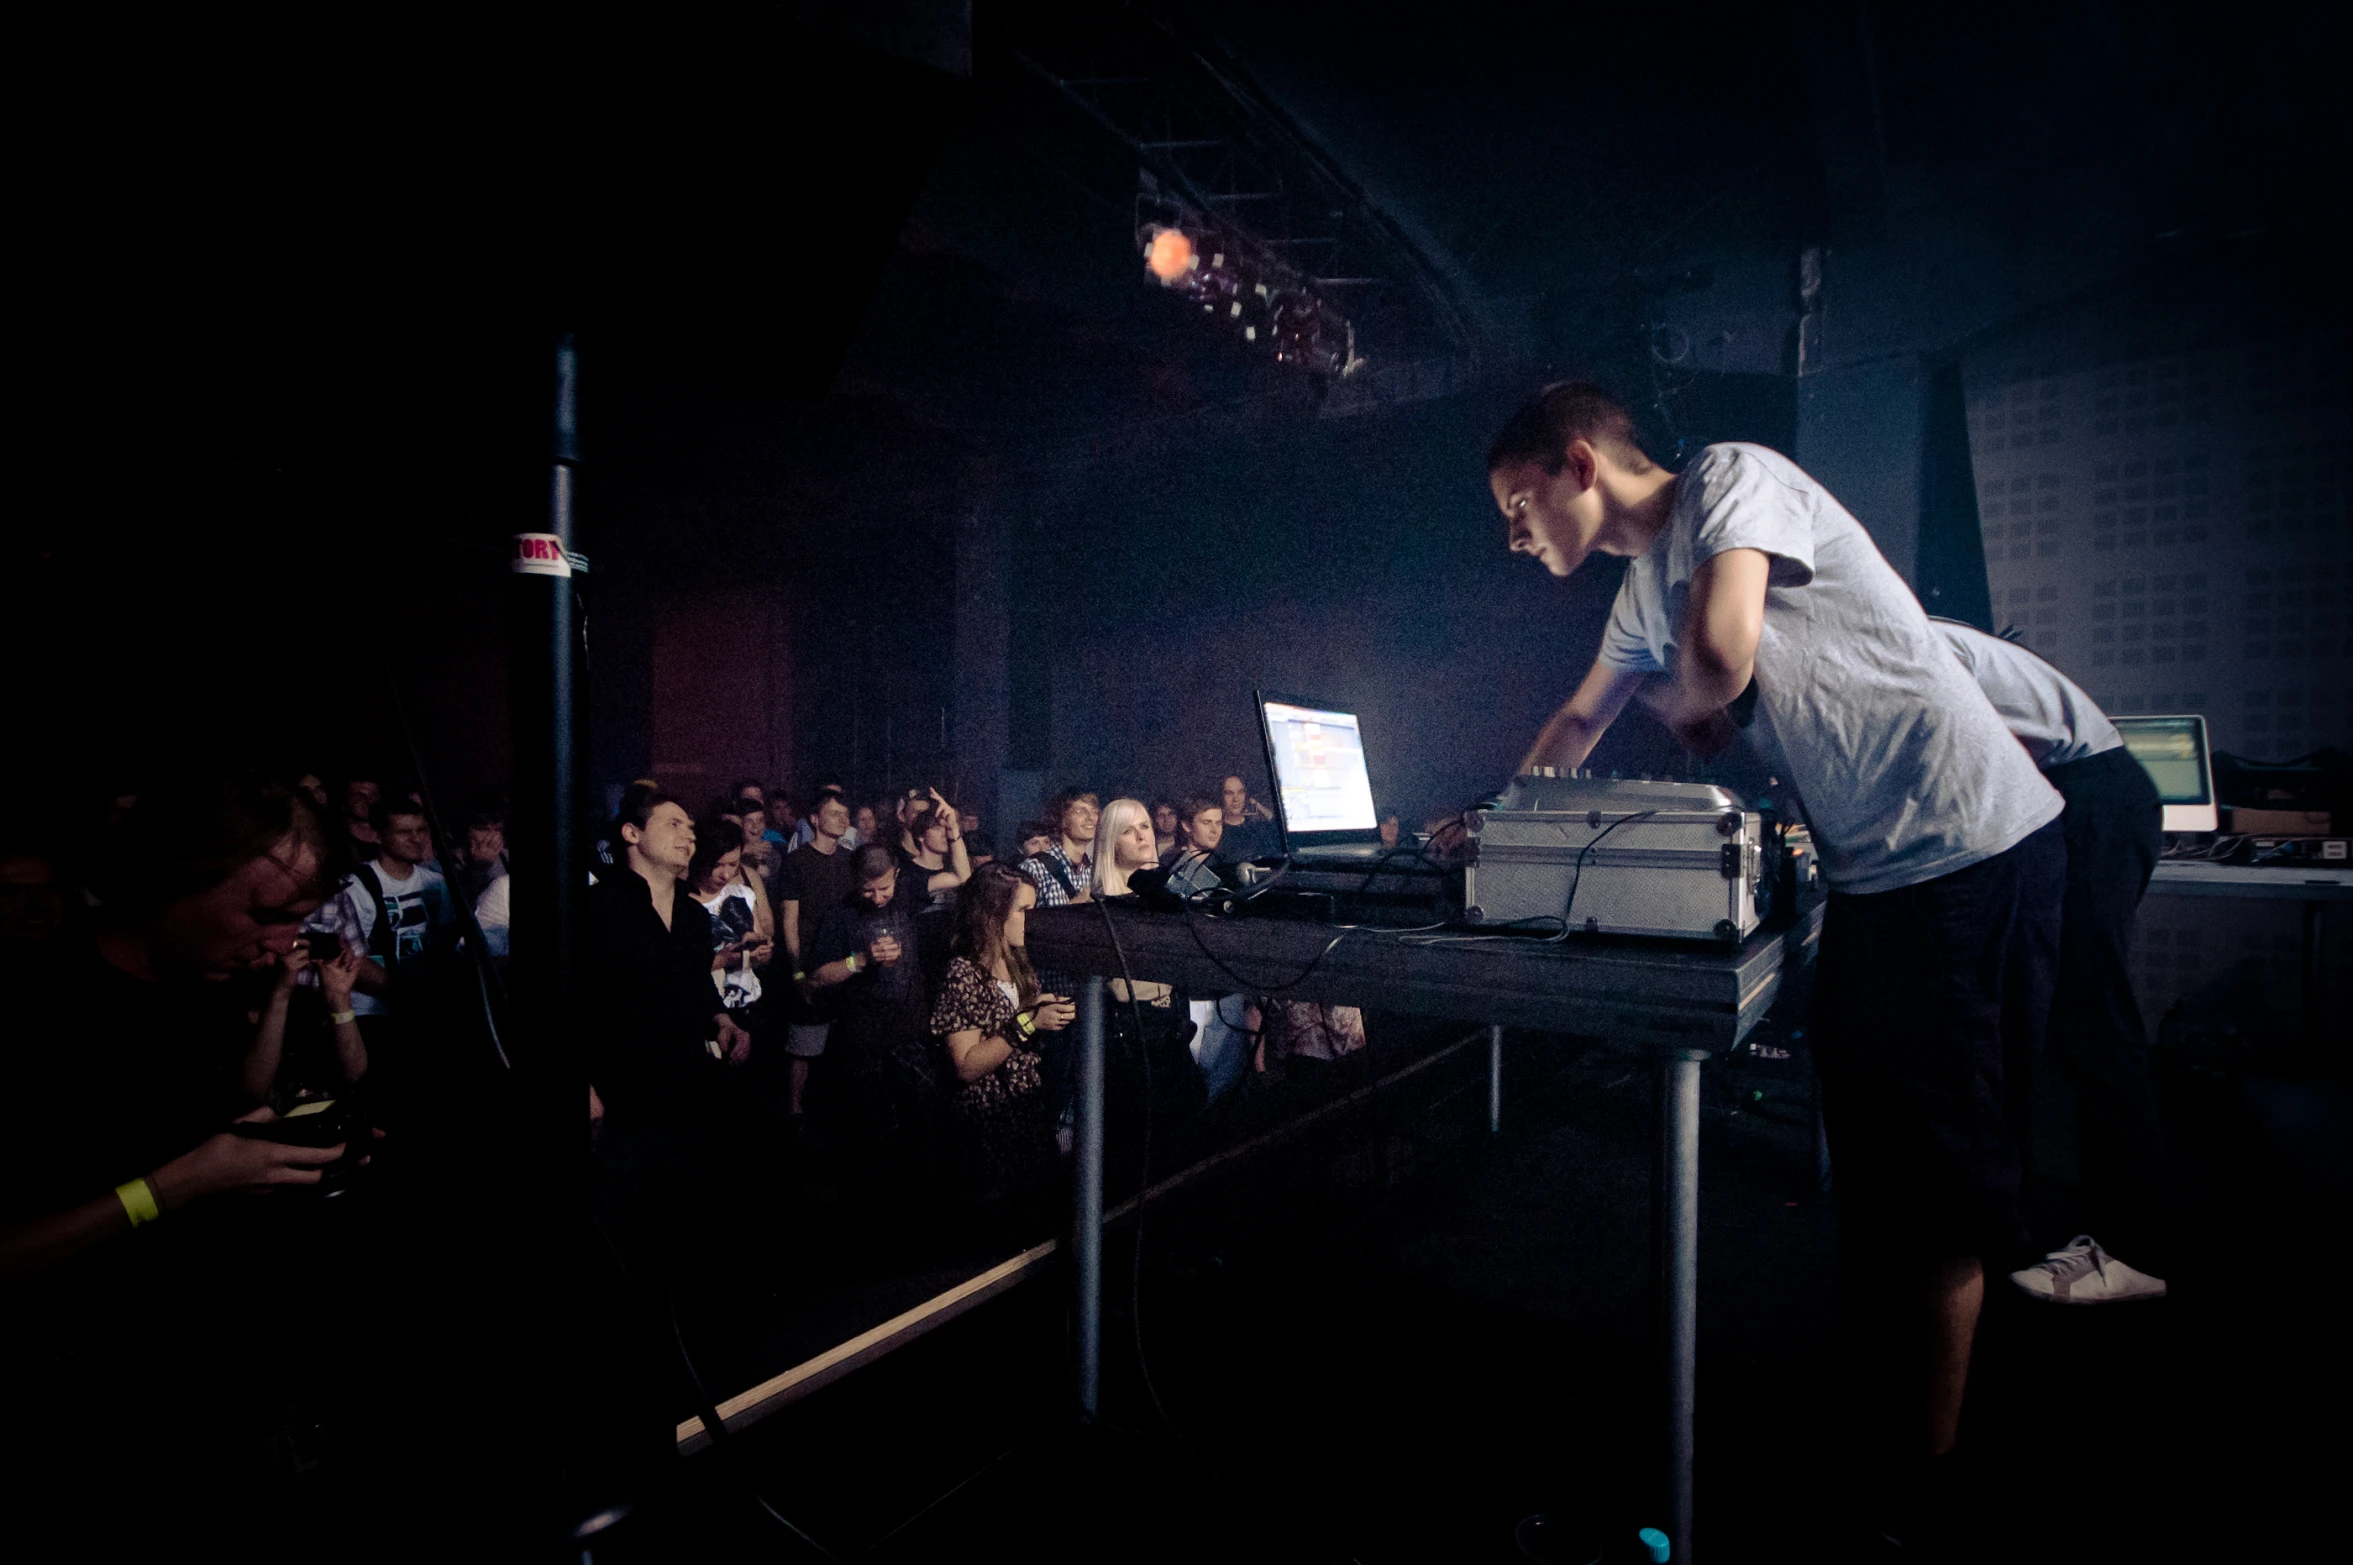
[1089,798,1207,1130]
[1088,797,1159,900]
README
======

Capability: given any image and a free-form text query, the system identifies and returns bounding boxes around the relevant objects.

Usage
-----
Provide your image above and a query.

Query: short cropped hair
[852,843,898,882]
[612,781,677,840]
[1486,381,1656,476]
[369,796,427,834]
[1178,795,1220,824]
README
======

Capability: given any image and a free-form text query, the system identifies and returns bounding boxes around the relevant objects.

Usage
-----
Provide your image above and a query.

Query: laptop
[1254,690,1392,864]
[2111,714,2218,833]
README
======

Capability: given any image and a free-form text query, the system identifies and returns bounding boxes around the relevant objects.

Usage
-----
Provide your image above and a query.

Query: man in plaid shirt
[1018,788,1098,908]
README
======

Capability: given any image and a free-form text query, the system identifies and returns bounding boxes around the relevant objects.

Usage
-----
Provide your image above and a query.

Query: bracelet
[329,1009,356,1026]
[845,953,864,974]
[791,970,806,982]
[116,1177,162,1229]
[1015,1011,1036,1040]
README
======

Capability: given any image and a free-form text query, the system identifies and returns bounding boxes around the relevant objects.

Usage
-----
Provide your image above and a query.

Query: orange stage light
[1145,227,1196,283]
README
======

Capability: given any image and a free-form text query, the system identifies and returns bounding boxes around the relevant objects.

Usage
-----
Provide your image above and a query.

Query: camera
[234,1097,370,1196]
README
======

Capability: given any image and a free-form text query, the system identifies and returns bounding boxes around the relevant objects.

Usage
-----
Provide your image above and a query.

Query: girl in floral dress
[929,862,1076,1187]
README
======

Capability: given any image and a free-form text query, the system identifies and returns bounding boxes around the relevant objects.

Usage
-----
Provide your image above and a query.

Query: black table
[2147,861,2351,1048]
[1028,895,1825,1564]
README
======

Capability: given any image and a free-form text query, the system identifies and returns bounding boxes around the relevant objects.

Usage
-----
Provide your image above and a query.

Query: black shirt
[581,872,725,1131]
[777,842,859,931]
[1212,817,1280,864]
[0,937,251,1224]
[778,841,860,1020]
[809,891,927,1031]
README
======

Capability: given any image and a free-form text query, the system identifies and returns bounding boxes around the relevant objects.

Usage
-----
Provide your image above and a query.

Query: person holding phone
[929,861,1075,1188]
[240,928,369,1106]
[1,770,360,1282]
[804,846,936,1201]
[685,818,767,1015]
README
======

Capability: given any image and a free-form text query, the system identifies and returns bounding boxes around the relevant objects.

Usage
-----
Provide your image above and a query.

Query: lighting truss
[1009,2,1478,410]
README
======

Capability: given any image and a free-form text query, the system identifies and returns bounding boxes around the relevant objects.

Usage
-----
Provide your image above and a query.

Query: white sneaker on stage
[2008,1234,2167,1304]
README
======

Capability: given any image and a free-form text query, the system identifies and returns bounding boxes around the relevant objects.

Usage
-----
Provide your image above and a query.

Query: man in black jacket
[583,787,750,1208]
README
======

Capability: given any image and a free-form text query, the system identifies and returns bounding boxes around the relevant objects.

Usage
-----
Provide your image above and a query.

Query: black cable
[1093,897,1253,1504]
[1177,893,1354,995]
[1346,839,1441,898]
[383,660,513,1071]
[1557,809,1659,937]
[589,1159,844,1562]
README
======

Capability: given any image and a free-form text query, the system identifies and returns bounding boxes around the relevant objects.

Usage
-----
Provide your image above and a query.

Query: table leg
[1660,1049,1704,1562]
[1074,975,1106,1423]
[1487,1024,1504,1136]
[2303,901,2324,1053]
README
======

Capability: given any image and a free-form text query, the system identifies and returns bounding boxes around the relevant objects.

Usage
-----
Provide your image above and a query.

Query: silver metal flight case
[1465,776,1766,944]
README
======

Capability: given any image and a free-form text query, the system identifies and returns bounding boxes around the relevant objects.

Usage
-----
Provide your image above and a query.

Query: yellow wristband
[116,1177,162,1229]
[329,1009,357,1026]
[846,953,864,974]
[1015,1012,1036,1039]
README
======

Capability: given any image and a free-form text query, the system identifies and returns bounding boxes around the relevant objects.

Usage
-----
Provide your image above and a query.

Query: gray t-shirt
[1934,620,2122,770]
[1598,443,2062,895]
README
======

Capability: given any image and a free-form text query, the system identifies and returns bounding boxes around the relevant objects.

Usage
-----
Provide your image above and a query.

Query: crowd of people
[576,770,1382,1242]
[0,751,1400,1532]
[0,759,1398,1302]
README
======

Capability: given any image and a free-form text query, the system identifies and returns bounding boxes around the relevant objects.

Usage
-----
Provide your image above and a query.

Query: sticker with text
[511,533,572,577]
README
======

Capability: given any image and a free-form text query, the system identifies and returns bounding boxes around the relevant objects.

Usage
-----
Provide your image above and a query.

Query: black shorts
[1811,818,2065,1263]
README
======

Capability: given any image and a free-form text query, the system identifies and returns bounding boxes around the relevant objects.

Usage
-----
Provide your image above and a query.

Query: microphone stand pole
[509,332,586,1527]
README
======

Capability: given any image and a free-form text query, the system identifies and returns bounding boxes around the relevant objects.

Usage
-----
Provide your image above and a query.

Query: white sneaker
[2008,1235,2167,1304]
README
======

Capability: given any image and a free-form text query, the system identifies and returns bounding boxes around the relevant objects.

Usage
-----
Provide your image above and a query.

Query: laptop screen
[2111,714,2217,831]
[1261,698,1379,836]
[2113,716,2211,804]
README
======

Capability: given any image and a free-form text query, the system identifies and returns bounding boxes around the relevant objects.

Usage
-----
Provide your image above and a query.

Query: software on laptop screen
[1264,701,1378,833]
[2114,716,2211,805]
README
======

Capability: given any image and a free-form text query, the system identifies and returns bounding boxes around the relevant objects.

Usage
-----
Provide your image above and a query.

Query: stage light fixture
[1136,198,1361,381]
[1144,225,1197,283]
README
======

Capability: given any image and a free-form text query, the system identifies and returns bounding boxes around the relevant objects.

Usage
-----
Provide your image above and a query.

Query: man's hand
[929,789,960,838]
[1520,664,1648,776]
[149,1107,344,1206]
[716,1014,752,1065]
[273,942,314,995]
[589,1084,606,1140]
[868,932,903,967]
[319,943,363,1011]
[1424,812,1475,866]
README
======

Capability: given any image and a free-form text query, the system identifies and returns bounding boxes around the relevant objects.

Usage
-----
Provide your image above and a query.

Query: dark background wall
[10,1,2344,864]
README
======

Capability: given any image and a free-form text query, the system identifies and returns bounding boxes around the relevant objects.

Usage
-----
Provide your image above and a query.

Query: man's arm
[0,1113,345,1279]
[1519,662,1649,775]
[1655,548,1769,734]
